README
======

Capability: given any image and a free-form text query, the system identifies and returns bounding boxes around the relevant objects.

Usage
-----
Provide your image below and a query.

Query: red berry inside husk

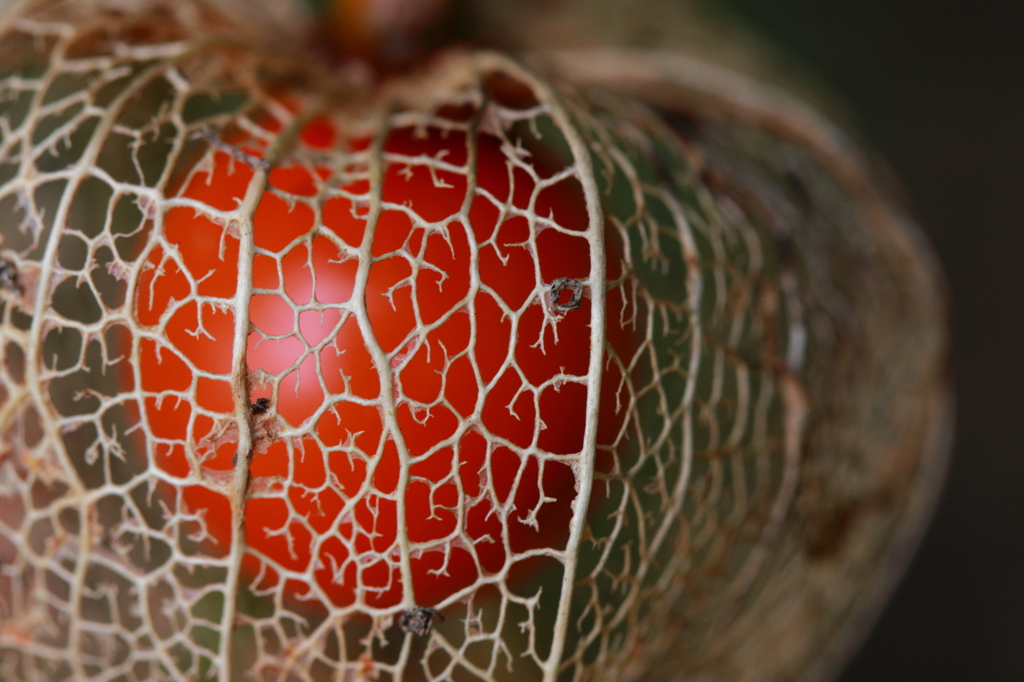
[136,105,636,610]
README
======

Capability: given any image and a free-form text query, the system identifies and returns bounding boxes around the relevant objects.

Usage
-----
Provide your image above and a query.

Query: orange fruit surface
[136,110,636,609]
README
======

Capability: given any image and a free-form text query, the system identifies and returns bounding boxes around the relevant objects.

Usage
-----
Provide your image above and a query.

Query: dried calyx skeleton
[0,1,949,682]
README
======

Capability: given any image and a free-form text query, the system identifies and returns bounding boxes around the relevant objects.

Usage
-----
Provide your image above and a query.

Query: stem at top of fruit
[323,0,457,69]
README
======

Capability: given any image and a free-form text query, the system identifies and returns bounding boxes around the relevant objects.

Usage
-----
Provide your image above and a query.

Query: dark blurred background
[700,3,1024,681]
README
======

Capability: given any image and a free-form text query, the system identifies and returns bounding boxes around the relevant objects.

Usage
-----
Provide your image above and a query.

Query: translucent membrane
[0,4,947,681]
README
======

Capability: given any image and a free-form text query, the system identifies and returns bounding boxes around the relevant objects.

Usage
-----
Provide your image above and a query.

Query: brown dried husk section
[0,2,948,682]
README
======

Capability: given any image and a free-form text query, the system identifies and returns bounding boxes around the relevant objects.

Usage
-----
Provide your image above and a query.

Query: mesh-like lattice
[0,3,809,681]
